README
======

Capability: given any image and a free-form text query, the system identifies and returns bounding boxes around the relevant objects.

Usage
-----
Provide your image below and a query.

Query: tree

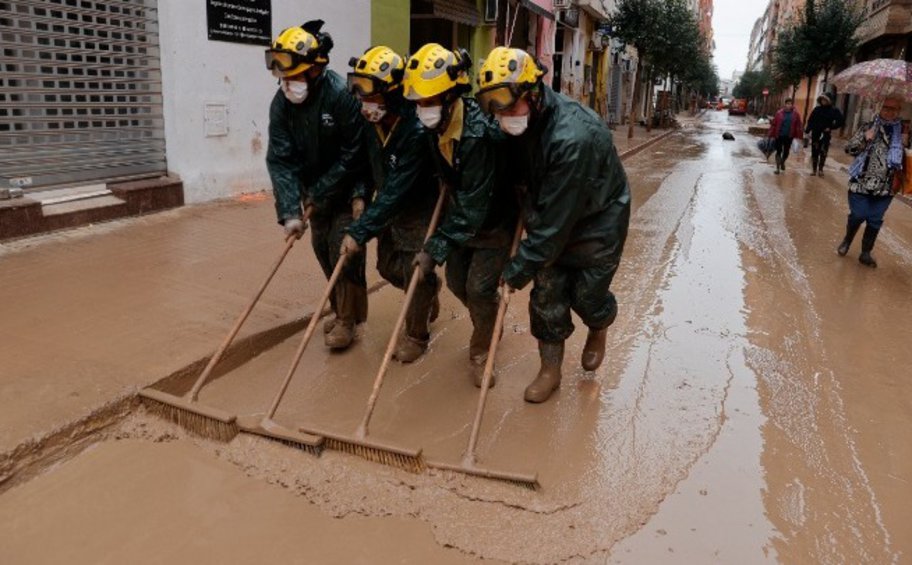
[772,25,812,97]
[806,0,864,90]
[609,0,663,138]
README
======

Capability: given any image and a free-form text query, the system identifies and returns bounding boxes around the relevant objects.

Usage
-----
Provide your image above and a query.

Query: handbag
[894,149,912,195]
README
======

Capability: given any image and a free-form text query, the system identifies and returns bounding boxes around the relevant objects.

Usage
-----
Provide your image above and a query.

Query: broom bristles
[324,437,425,473]
[143,397,239,442]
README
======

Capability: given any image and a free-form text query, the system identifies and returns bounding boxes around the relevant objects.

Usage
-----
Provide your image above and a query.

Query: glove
[351,198,365,221]
[283,218,306,239]
[412,250,436,281]
[340,234,362,256]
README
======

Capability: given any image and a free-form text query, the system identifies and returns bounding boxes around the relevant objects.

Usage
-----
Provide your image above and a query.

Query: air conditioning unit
[553,0,572,9]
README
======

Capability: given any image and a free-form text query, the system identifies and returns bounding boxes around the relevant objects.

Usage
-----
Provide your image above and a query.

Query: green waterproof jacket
[424,97,517,265]
[503,86,631,290]
[266,69,365,223]
[345,105,439,245]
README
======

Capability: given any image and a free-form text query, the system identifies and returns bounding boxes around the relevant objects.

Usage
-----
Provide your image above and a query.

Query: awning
[521,0,555,21]
[414,0,481,26]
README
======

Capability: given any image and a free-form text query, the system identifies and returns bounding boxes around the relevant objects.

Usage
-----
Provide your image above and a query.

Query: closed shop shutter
[0,0,165,191]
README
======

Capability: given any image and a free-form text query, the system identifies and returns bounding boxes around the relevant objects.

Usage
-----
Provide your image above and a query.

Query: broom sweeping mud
[426,219,540,490]
[139,211,311,442]
[233,254,351,454]
[298,186,448,473]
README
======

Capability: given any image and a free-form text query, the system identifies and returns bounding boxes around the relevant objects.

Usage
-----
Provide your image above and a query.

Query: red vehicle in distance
[728,98,748,116]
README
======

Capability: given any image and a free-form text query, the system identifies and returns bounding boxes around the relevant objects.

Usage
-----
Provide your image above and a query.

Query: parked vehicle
[728,98,748,115]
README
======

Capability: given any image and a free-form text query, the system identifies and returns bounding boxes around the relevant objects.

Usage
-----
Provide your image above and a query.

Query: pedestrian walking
[339,46,442,364]
[804,93,845,176]
[476,47,631,403]
[767,98,803,175]
[837,97,909,267]
[265,21,368,350]
[402,44,518,386]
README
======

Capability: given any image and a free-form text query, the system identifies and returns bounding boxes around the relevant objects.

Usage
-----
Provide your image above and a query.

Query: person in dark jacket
[339,46,441,363]
[767,98,804,174]
[804,93,844,176]
[838,97,908,267]
[476,47,631,403]
[265,21,367,350]
[403,43,518,386]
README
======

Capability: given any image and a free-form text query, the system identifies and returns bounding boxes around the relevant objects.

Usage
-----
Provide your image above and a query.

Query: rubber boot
[858,225,879,268]
[837,218,862,257]
[393,276,437,363]
[468,301,499,388]
[325,281,362,350]
[581,327,608,371]
[774,155,781,175]
[524,341,564,404]
[811,153,819,175]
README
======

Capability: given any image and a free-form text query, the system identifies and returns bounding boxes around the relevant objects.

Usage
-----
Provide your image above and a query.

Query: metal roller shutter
[0,0,165,191]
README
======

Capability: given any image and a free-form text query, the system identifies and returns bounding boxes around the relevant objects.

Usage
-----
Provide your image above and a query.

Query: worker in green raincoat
[265,20,367,351]
[338,46,441,363]
[403,43,518,387]
[476,47,631,403]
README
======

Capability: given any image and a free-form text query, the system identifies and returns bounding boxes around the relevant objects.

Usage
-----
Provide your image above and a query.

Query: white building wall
[157,1,371,203]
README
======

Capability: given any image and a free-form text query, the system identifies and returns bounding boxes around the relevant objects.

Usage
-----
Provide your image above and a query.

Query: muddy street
[1,111,910,564]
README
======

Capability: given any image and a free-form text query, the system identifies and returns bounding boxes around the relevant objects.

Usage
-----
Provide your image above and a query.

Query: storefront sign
[207,0,272,46]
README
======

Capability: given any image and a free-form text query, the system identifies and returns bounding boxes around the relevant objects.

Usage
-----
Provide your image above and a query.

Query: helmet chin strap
[437,91,461,132]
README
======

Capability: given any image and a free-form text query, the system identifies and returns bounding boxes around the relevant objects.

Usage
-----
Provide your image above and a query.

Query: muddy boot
[581,327,608,371]
[858,225,879,268]
[325,281,361,350]
[393,278,435,363]
[468,302,499,388]
[524,341,564,403]
[323,318,336,335]
[837,218,862,257]
[394,334,428,363]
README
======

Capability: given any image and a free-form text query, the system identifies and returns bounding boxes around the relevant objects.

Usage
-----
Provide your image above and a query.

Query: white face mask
[498,114,529,136]
[282,80,309,104]
[361,101,387,123]
[417,105,443,129]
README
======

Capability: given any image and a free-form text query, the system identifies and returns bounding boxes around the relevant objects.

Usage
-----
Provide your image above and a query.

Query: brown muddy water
[1,112,909,564]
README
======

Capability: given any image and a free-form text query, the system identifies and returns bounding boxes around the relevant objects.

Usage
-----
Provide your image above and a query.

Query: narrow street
[1,111,909,564]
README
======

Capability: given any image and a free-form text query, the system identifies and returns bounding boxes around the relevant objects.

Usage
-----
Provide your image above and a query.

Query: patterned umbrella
[831,59,912,100]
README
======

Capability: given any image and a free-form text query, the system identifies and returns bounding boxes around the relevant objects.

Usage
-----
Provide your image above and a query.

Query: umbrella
[831,58,912,101]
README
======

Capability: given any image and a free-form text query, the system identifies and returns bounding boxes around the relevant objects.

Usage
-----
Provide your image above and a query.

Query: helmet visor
[476,84,521,114]
[347,73,382,97]
[265,49,314,74]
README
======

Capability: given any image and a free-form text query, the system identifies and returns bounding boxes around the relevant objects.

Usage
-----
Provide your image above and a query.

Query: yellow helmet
[347,46,405,97]
[265,21,332,78]
[476,47,545,114]
[402,43,471,101]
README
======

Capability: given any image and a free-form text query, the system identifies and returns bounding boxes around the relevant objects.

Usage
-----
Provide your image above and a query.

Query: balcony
[858,0,912,44]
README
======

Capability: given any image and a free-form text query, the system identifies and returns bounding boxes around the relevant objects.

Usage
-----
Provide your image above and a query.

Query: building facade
[1,0,635,238]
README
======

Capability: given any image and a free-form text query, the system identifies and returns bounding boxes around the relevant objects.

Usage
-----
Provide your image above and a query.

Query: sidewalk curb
[619,128,678,161]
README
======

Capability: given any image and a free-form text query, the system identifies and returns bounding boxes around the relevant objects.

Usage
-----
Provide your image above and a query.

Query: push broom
[426,219,540,490]
[140,209,312,441]
[233,253,351,454]
[298,186,448,473]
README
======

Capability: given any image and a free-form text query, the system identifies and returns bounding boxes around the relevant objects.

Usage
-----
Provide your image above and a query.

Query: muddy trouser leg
[328,210,367,324]
[466,247,509,358]
[569,263,619,333]
[376,230,437,341]
[529,266,574,343]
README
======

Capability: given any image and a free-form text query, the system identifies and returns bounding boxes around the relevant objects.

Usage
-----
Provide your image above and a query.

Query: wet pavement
[1,111,910,563]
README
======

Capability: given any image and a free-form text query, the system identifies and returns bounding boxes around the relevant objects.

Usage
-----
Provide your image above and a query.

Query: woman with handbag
[837,97,909,267]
